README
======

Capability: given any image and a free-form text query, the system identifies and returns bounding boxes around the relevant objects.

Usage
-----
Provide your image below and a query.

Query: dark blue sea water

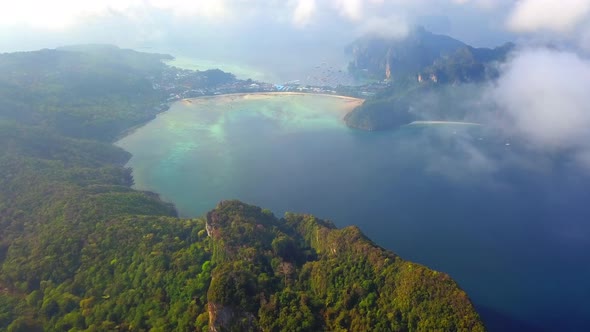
[117,94,590,331]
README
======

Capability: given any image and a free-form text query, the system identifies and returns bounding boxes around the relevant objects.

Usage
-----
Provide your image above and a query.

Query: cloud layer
[507,0,590,33]
[1,0,588,37]
[6,0,587,52]
[474,47,590,172]
[491,49,590,149]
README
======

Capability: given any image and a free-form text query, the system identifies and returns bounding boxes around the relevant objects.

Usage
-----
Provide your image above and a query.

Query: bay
[116,93,590,332]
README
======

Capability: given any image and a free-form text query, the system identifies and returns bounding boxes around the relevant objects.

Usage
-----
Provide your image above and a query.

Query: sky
[1,1,588,68]
[2,0,590,170]
[1,0,588,53]
[1,0,589,69]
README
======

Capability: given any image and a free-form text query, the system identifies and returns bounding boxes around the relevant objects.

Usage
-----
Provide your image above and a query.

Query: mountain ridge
[347,27,513,82]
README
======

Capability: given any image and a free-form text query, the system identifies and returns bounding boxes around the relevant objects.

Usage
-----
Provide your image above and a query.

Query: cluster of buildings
[149,65,390,103]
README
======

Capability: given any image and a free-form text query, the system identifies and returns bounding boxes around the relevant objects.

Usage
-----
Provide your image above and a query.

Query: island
[0,44,484,330]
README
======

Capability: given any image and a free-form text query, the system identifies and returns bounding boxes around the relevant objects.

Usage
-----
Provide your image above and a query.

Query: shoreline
[181,91,365,103]
[181,92,364,116]
[113,104,173,143]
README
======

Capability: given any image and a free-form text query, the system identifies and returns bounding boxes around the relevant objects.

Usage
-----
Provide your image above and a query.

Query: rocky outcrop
[347,27,466,80]
[347,27,513,83]
[207,302,256,332]
[204,200,485,331]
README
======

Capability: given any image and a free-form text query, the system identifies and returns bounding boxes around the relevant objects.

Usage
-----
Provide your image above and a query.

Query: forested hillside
[0,46,483,331]
[206,201,483,331]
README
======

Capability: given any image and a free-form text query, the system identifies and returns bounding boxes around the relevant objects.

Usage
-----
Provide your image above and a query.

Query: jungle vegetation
[0,45,483,331]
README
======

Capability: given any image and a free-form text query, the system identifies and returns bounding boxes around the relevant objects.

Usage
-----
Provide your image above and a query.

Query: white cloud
[357,15,409,39]
[148,0,229,19]
[0,0,520,36]
[0,0,230,29]
[293,0,317,27]
[0,0,136,29]
[0,0,381,29]
[489,48,590,164]
[332,0,364,21]
[450,0,502,10]
[579,24,590,52]
[507,0,590,33]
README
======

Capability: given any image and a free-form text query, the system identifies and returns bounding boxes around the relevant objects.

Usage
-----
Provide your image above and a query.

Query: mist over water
[164,47,354,85]
[117,94,590,332]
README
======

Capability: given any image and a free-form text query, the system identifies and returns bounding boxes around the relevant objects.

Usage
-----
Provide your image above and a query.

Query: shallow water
[116,94,590,331]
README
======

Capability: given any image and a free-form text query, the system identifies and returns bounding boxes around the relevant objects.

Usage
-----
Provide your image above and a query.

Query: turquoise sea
[116,94,590,331]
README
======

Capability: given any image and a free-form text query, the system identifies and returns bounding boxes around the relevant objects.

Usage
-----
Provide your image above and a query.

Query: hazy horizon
[3,1,589,94]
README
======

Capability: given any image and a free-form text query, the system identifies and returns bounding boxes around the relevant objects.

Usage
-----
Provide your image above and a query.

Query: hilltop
[204,200,483,331]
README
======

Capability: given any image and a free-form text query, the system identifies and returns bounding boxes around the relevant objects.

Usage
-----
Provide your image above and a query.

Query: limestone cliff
[347,27,513,83]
